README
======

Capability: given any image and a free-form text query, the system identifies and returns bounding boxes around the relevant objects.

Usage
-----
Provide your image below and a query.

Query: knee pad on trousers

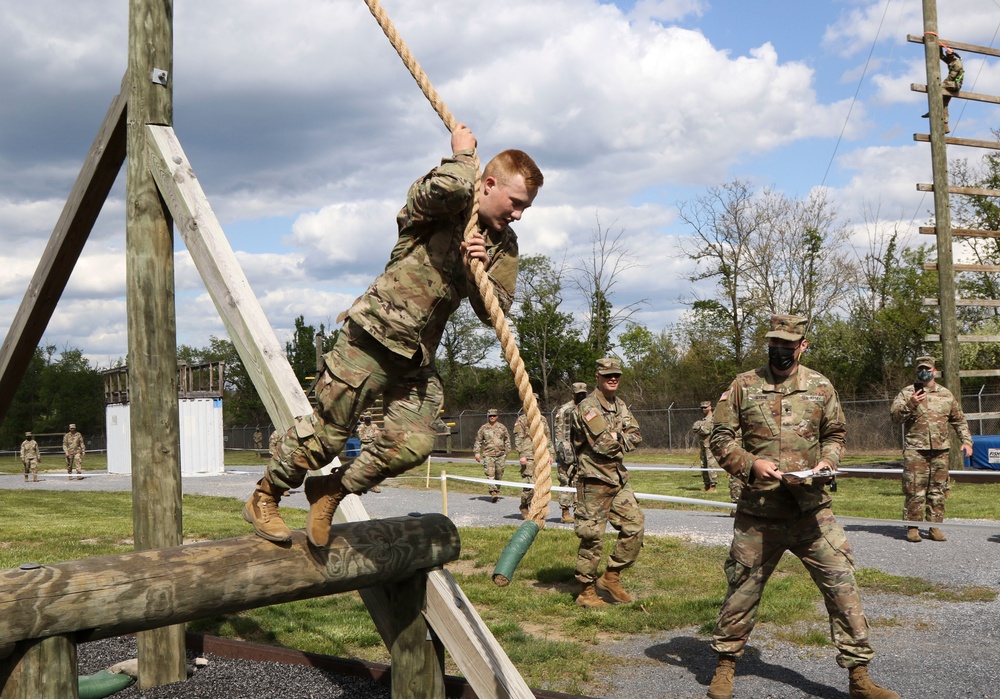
[384,432,435,476]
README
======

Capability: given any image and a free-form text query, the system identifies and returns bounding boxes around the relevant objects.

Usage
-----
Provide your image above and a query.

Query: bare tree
[571,214,648,358]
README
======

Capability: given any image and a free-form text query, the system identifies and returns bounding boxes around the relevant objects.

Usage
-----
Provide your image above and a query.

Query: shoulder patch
[719,390,729,401]
[584,409,600,423]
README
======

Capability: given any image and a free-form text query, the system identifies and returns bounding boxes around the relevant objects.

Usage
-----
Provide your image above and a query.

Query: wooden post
[0,636,77,699]
[126,0,185,687]
[388,574,445,699]
[441,470,448,516]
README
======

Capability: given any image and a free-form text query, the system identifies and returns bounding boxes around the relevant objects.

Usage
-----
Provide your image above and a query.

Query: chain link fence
[442,391,1000,454]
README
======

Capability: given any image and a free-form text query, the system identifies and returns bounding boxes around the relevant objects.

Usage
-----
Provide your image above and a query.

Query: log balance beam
[0,513,459,699]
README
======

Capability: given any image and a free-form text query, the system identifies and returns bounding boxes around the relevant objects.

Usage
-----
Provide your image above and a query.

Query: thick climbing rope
[362,0,554,529]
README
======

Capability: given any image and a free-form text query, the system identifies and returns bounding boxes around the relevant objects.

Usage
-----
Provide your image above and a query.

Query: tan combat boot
[848,665,899,699]
[33,475,38,482]
[560,507,573,524]
[242,475,292,542]
[928,527,947,542]
[707,656,736,699]
[575,582,609,608]
[23,474,28,483]
[906,527,921,543]
[305,470,348,547]
[596,568,634,604]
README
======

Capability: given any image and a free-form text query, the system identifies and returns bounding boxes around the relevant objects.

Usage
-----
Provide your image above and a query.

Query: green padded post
[492,520,540,587]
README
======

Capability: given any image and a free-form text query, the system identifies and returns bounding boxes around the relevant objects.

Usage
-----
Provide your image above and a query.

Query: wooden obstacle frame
[0,1,537,697]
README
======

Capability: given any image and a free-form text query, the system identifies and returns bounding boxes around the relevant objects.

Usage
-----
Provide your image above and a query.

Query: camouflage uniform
[356,420,381,449]
[708,315,874,670]
[474,413,511,497]
[253,429,263,450]
[692,402,719,490]
[514,408,554,513]
[263,148,519,495]
[890,371,972,524]
[20,434,39,481]
[63,427,84,477]
[570,369,643,585]
[268,430,280,458]
[554,383,587,514]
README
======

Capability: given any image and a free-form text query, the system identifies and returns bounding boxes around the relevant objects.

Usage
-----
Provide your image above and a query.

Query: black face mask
[916,368,934,383]
[768,345,797,371]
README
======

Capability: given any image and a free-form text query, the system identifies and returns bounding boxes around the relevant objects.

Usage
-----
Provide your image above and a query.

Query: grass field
[1,478,996,695]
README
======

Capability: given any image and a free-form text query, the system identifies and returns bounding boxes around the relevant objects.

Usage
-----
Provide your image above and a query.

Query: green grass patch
[0,489,995,694]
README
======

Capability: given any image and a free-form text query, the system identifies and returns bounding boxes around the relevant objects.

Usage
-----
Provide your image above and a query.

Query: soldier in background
[253,427,263,452]
[242,124,543,547]
[706,314,897,699]
[355,412,382,492]
[474,408,511,502]
[570,357,643,608]
[514,394,555,519]
[692,400,719,492]
[63,424,85,480]
[20,431,39,483]
[890,355,972,543]
[554,382,588,523]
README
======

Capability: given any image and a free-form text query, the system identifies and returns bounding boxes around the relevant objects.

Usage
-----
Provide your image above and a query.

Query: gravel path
[9,462,1000,698]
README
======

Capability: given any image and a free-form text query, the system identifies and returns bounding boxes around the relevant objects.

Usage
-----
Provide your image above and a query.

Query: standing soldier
[706,314,897,699]
[514,394,554,519]
[253,427,263,452]
[554,382,588,523]
[355,412,382,492]
[692,400,719,492]
[890,356,972,543]
[63,424,85,480]
[571,357,643,608]
[474,408,511,502]
[20,431,39,483]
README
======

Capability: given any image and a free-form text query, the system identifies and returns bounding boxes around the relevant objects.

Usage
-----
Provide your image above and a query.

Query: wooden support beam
[922,297,1000,307]
[966,411,1000,420]
[145,124,312,430]
[126,0,184,686]
[0,636,77,699]
[0,80,126,425]
[911,82,1000,108]
[923,262,1000,273]
[914,133,1000,151]
[924,334,1000,342]
[907,33,1000,59]
[918,225,1000,238]
[917,183,1000,197]
[388,574,445,699]
[0,515,457,648]
[960,370,1000,378]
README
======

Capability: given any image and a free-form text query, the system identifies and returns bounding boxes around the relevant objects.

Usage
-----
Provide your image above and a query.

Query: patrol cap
[25,431,31,437]
[764,314,807,342]
[595,357,622,376]
[69,423,76,429]
[572,382,588,394]
[700,401,712,409]
[487,408,498,417]
[916,356,936,369]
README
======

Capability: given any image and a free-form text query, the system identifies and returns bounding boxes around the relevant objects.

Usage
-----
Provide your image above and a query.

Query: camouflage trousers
[22,457,38,477]
[266,320,443,494]
[699,448,719,488]
[556,459,576,509]
[902,449,950,523]
[520,460,536,510]
[574,477,645,584]
[481,455,506,495]
[66,453,82,474]
[711,508,874,668]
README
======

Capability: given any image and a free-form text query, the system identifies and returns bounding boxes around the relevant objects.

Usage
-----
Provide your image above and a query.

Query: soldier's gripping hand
[751,458,782,482]
[461,231,488,264]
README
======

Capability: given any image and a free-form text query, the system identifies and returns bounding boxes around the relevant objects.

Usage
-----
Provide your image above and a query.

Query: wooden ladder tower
[910,0,1000,447]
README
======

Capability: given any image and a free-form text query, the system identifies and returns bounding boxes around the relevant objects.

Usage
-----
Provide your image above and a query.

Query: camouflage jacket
[710,364,845,518]
[474,422,511,459]
[356,422,380,446]
[570,390,642,486]
[945,55,964,88]
[514,413,554,463]
[20,439,39,461]
[268,430,281,454]
[692,414,713,450]
[553,399,577,464]
[63,431,84,456]
[345,149,518,365]
[890,383,972,451]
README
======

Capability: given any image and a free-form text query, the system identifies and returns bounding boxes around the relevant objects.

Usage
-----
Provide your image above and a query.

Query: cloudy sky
[2,0,998,367]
